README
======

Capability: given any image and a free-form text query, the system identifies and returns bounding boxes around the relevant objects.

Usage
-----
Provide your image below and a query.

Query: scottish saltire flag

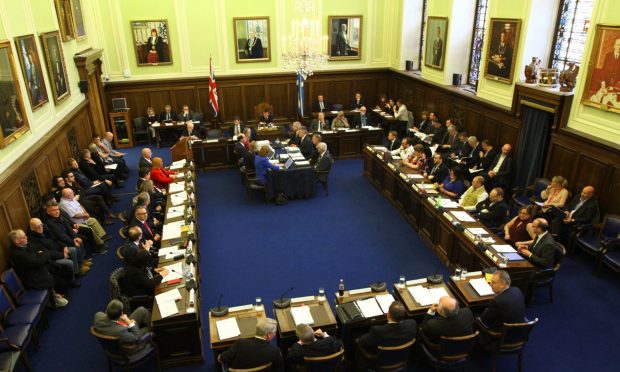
[209,58,219,117]
[296,70,305,117]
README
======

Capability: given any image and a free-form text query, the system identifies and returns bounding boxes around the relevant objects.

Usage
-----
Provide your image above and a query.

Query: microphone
[427,263,443,284]
[172,253,185,260]
[210,293,228,317]
[273,286,294,309]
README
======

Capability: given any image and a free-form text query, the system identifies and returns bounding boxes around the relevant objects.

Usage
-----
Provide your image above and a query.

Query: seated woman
[331,111,350,129]
[438,167,465,198]
[243,128,254,147]
[254,145,281,185]
[121,250,169,302]
[401,144,427,171]
[504,207,532,247]
[132,192,163,222]
[138,179,166,207]
[179,121,201,141]
[150,157,176,190]
[258,110,273,126]
[532,176,569,222]
[145,106,158,140]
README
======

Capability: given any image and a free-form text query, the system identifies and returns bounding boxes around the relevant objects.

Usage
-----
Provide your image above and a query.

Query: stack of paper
[451,211,476,222]
[162,221,184,240]
[158,246,184,257]
[408,174,424,179]
[469,278,494,296]
[417,184,435,189]
[161,262,184,281]
[438,199,460,209]
[290,153,305,160]
[290,306,314,326]
[152,123,161,127]
[168,182,185,194]
[467,228,489,235]
[104,164,118,170]
[356,298,383,318]
[216,317,241,340]
[373,146,387,152]
[492,244,517,253]
[155,288,182,318]
[295,160,310,166]
[375,293,396,314]
[408,286,449,306]
[285,146,301,153]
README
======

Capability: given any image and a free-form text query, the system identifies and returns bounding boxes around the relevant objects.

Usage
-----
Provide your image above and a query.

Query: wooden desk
[362,146,536,295]
[447,274,495,309]
[150,165,204,368]
[209,305,266,351]
[256,126,285,141]
[191,139,236,170]
[152,121,187,148]
[392,281,456,318]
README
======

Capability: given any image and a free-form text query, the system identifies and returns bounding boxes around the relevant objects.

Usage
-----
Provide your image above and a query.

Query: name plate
[228,304,253,313]
[484,250,497,262]
[399,173,407,180]
[406,278,427,286]
[349,287,372,295]
[443,212,453,222]
[466,271,483,277]
[376,154,383,160]
[412,184,419,192]
[291,296,315,304]
[388,163,396,170]
[366,145,373,151]
[463,231,475,241]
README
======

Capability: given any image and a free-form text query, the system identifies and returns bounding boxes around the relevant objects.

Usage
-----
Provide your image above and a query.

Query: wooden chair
[360,338,416,372]
[243,172,269,203]
[229,362,273,372]
[573,214,620,272]
[90,326,160,372]
[255,102,273,118]
[511,178,550,210]
[132,117,150,145]
[476,318,539,372]
[527,242,566,304]
[302,348,344,371]
[116,247,125,261]
[421,332,478,371]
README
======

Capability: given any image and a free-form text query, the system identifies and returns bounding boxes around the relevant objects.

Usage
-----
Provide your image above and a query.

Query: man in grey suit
[93,299,151,344]
[310,112,330,132]
[313,142,334,183]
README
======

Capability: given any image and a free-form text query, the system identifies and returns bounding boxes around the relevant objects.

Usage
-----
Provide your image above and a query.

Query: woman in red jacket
[150,157,176,189]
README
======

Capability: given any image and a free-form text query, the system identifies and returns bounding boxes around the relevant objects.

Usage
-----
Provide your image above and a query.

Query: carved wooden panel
[331,80,353,108]
[219,86,242,122]
[49,147,65,177]
[266,83,289,119]
[498,123,520,148]
[603,167,620,216]
[197,87,215,122]
[147,91,173,113]
[67,128,78,158]
[21,171,42,219]
[243,85,267,120]
[34,159,53,195]
[480,117,500,145]
[124,92,148,118]
[171,89,195,112]
[5,188,29,229]
[574,155,608,193]
[545,142,578,180]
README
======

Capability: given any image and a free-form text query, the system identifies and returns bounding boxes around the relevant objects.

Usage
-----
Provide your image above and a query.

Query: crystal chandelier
[281,0,328,78]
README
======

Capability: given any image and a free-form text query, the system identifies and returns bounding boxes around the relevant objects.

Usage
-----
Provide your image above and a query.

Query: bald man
[139,148,152,170]
[420,296,474,346]
[485,144,513,189]
[459,176,488,211]
[552,185,599,237]
[27,218,84,279]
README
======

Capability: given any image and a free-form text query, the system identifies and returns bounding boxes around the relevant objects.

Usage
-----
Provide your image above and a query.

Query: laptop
[283,157,294,170]
[111,98,129,112]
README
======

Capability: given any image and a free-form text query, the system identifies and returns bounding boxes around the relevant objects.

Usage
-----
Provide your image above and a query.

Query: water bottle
[338,279,345,297]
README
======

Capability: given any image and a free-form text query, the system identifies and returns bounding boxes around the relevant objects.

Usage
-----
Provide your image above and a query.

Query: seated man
[310,112,330,132]
[258,109,273,125]
[79,149,120,187]
[297,127,315,159]
[229,116,245,137]
[93,299,152,345]
[420,296,474,346]
[437,125,459,153]
[385,130,401,152]
[390,137,414,159]
[158,104,178,122]
[449,131,470,160]
[309,134,322,164]
[425,153,449,183]
[428,120,447,146]
[218,318,284,371]
[89,142,129,181]
[517,218,557,269]
[136,167,150,192]
[120,226,156,266]
[288,121,302,145]
[178,104,193,122]
[475,187,509,230]
[358,301,416,354]
[479,270,525,330]
[8,229,71,307]
[484,144,512,189]
[100,132,126,159]
[58,188,111,246]
[286,324,341,368]
[351,92,365,110]
[179,121,200,141]
[313,142,334,182]
[476,140,499,173]
[459,136,482,168]
[235,134,254,168]
[28,218,83,280]
[130,206,162,247]
[459,176,488,211]
[42,200,101,257]
[412,110,431,134]
[139,148,153,170]
[552,185,599,238]
[352,106,375,128]
[312,94,330,113]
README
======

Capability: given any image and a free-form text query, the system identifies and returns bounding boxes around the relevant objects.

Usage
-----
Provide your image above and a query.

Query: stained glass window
[418,0,428,70]
[551,0,595,71]
[467,0,489,90]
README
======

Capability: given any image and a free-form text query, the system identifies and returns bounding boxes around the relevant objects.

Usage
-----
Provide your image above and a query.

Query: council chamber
[0,0,618,371]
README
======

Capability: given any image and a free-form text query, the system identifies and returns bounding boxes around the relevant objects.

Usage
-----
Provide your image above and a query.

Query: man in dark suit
[158,105,178,122]
[437,124,459,153]
[229,117,245,137]
[309,134,322,164]
[352,106,375,128]
[600,37,620,88]
[477,140,499,172]
[298,127,315,159]
[312,94,330,113]
[120,226,156,266]
[475,187,509,230]
[234,134,254,168]
[178,104,193,122]
[130,207,161,248]
[350,92,365,110]
[218,318,284,371]
[429,120,447,145]
[288,121,302,145]
[426,153,449,183]
[484,144,512,189]
[138,148,153,170]
[93,299,151,344]
[286,324,341,368]
[420,296,474,346]
[415,111,432,134]
[357,301,416,369]
[385,131,401,152]
[310,112,330,132]
[450,132,470,160]
[517,218,557,269]
[460,136,482,168]
[79,149,120,187]
[313,142,334,183]
[553,185,599,238]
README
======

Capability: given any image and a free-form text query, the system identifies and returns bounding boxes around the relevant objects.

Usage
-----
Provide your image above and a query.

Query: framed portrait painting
[581,24,620,114]
[131,20,172,66]
[14,34,49,111]
[71,0,86,40]
[41,31,70,104]
[328,15,362,60]
[233,17,271,63]
[54,0,75,41]
[484,18,521,84]
[0,41,29,148]
[424,17,448,70]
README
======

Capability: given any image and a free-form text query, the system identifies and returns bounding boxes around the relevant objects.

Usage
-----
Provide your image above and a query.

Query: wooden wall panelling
[544,141,578,181]
[21,172,42,219]
[480,117,500,145]
[0,206,12,272]
[147,91,173,114]
[603,167,620,216]
[171,88,196,112]
[243,85,268,121]
[34,158,53,195]
[266,83,289,119]
[573,155,608,194]
[4,188,29,231]
[49,148,65,177]
[220,86,242,123]
[464,109,481,136]
[331,80,353,108]
[125,92,148,118]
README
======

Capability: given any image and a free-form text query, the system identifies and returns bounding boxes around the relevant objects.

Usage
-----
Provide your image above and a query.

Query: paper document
[469,278,494,296]
[467,228,489,235]
[162,262,183,281]
[438,199,460,209]
[391,155,401,160]
[285,147,301,153]
[155,288,182,305]
[407,174,424,179]
[492,244,517,253]
[295,160,310,166]
[469,168,484,174]
[171,159,187,167]
[158,247,180,256]
[535,201,544,206]
[373,146,387,152]
[290,306,314,326]
[158,300,179,318]
[417,184,435,189]
[451,211,476,222]
[408,286,449,306]
[356,298,383,318]
[428,287,449,303]
[168,182,185,194]
[216,317,241,340]
[330,110,338,114]
[152,123,160,127]
[206,139,218,143]
[375,294,396,314]
[104,164,118,170]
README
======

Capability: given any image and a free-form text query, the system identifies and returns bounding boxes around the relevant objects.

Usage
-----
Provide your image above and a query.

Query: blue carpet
[26,147,620,372]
